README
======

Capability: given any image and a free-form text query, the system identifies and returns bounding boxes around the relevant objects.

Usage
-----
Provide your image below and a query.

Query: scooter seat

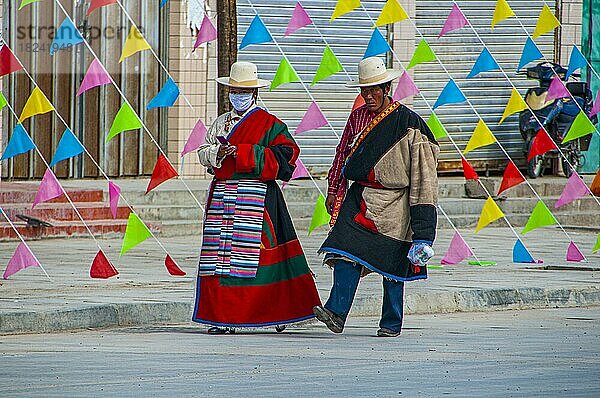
[525,90,554,110]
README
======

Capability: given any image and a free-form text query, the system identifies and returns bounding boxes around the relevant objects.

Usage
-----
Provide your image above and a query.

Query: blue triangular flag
[467,48,500,78]
[50,18,84,55]
[147,78,180,110]
[240,15,273,50]
[363,28,391,59]
[433,79,466,109]
[566,46,587,79]
[512,239,536,263]
[160,0,168,7]
[1,124,35,160]
[49,129,85,167]
[517,37,543,71]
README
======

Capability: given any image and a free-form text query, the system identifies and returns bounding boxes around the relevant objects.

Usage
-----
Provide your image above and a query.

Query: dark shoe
[208,326,235,335]
[377,327,400,337]
[313,306,344,333]
[275,325,286,333]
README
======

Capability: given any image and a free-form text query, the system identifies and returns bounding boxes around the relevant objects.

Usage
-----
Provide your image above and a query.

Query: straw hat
[215,61,270,88]
[346,57,402,88]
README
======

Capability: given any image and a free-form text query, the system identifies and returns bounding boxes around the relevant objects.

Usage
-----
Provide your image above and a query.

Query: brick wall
[558,0,583,65]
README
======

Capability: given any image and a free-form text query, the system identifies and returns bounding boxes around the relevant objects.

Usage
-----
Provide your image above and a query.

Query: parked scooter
[518,62,597,178]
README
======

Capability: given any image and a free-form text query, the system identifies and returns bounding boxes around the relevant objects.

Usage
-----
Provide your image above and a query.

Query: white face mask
[229,92,254,112]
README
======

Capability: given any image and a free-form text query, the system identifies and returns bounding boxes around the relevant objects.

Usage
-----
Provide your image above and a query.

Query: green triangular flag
[426,112,447,139]
[593,233,600,253]
[308,194,331,235]
[0,92,7,111]
[407,39,437,69]
[311,46,343,85]
[521,200,557,234]
[562,111,597,143]
[120,213,152,256]
[106,102,143,143]
[271,58,300,91]
[19,0,41,9]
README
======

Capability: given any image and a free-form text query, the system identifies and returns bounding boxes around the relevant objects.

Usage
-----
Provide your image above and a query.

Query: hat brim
[215,77,271,88]
[345,69,403,88]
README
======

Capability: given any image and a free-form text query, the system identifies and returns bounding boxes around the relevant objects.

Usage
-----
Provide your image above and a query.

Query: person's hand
[325,194,336,215]
[407,240,434,267]
[217,145,236,159]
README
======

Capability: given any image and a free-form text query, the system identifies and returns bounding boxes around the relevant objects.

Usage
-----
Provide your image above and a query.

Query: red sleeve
[327,117,354,196]
[234,144,256,173]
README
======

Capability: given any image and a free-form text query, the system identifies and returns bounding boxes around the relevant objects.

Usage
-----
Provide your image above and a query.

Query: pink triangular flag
[282,158,310,189]
[3,242,40,279]
[32,169,64,209]
[193,15,217,52]
[440,231,473,264]
[295,101,328,135]
[392,72,420,102]
[438,4,468,38]
[77,59,112,96]
[108,181,121,219]
[181,119,207,156]
[545,77,570,102]
[590,89,600,118]
[566,241,586,262]
[285,2,313,37]
[554,172,590,208]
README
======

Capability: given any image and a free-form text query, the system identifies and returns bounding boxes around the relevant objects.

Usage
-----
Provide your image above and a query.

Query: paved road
[1,307,598,397]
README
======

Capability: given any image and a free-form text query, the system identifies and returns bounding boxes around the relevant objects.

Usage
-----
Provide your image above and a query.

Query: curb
[2,286,599,335]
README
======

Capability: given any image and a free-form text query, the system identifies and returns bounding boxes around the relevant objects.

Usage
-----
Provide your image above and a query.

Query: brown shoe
[313,306,344,333]
[376,328,400,337]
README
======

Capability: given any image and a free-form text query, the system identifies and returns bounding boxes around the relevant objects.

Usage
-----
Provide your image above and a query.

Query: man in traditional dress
[314,57,439,337]
[194,61,321,334]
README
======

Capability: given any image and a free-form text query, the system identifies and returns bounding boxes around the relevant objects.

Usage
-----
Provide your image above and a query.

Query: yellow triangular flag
[19,86,55,122]
[491,0,515,29]
[119,26,151,63]
[499,88,527,124]
[464,119,497,154]
[532,4,560,39]
[475,196,505,233]
[331,0,361,21]
[375,0,408,27]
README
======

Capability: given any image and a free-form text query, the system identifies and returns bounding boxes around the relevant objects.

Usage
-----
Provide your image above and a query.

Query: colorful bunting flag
[467,48,500,78]
[590,89,600,118]
[331,0,361,21]
[554,172,590,208]
[160,0,168,7]
[407,39,436,69]
[0,92,7,111]
[375,0,408,27]
[120,213,152,256]
[271,58,300,91]
[593,234,600,253]
[499,88,527,124]
[498,160,525,195]
[285,2,313,36]
[392,72,420,102]
[3,242,40,279]
[475,196,504,233]
[77,59,112,96]
[90,250,118,279]
[193,15,217,51]
[545,77,570,102]
[296,101,328,135]
[566,46,588,79]
[491,0,515,29]
[50,18,84,55]
[291,158,310,180]
[181,119,207,156]
[532,4,560,39]
[440,231,473,265]
[461,157,479,180]
[120,26,151,62]
[87,0,116,16]
[521,200,557,234]
[562,111,596,143]
[106,102,142,142]
[438,4,468,38]
[32,169,64,209]
[147,78,180,110]
[566,241,586,262]
[312,46,343,85]
[363,28,391,59]
[0,124,35,161]
[240,15,273,50]
[19,86,55,122]
[426,112,448,139]
[352,94,366,111]
[19,0,41,10]
[308,194,331,235]
[433,79,466,109]
[49,129,85,167]
[513,239,537,263]
[108,181,121,219]
[528,128,557,160]
[146,154,179,194]
[165,254,186,276]
[517,37,544,71]
[0,45,23,77]
[464,119,496,154]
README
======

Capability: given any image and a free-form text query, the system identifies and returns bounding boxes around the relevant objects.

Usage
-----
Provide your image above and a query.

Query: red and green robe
[193,108,321,327]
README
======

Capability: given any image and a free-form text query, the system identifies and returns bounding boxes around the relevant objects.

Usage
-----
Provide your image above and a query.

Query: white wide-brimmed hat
[346,57,402,88]
[215,61,270,88]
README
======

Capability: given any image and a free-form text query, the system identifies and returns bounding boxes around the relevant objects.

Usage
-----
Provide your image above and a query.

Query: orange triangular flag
[146,154,178,194]
[498,160,525,195]
[352,93,365,111]
[165,254,186,276]
[90,250,118,279]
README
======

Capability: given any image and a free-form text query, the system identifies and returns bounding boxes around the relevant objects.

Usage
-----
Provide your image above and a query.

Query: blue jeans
[324,258,405,332]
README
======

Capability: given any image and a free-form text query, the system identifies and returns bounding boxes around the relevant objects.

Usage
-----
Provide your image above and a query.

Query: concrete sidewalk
[0,227,599,334]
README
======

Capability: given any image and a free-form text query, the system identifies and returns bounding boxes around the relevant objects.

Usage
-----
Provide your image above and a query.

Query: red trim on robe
[259,239,304,266]
[354,199,378,233]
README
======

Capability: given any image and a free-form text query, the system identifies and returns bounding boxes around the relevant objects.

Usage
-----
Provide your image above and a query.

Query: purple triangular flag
[295,101,328,135]
[77,59,111,96]
[282,158,310,189]
[566,241,586,262]
[440,231,473,264]
[32,169,64,209]
[108,181,121,219]
[181,119,208,156]
[285,2,312,37]
[554,172,590,208]
[193,15,217,52]
[438,4,468,38]
[3,242,40,279]
[392,72,420,101]
[545,77,570,102]
[590,89,600,118]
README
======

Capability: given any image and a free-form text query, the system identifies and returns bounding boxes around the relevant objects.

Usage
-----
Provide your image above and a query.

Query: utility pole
[217,0,237,114]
